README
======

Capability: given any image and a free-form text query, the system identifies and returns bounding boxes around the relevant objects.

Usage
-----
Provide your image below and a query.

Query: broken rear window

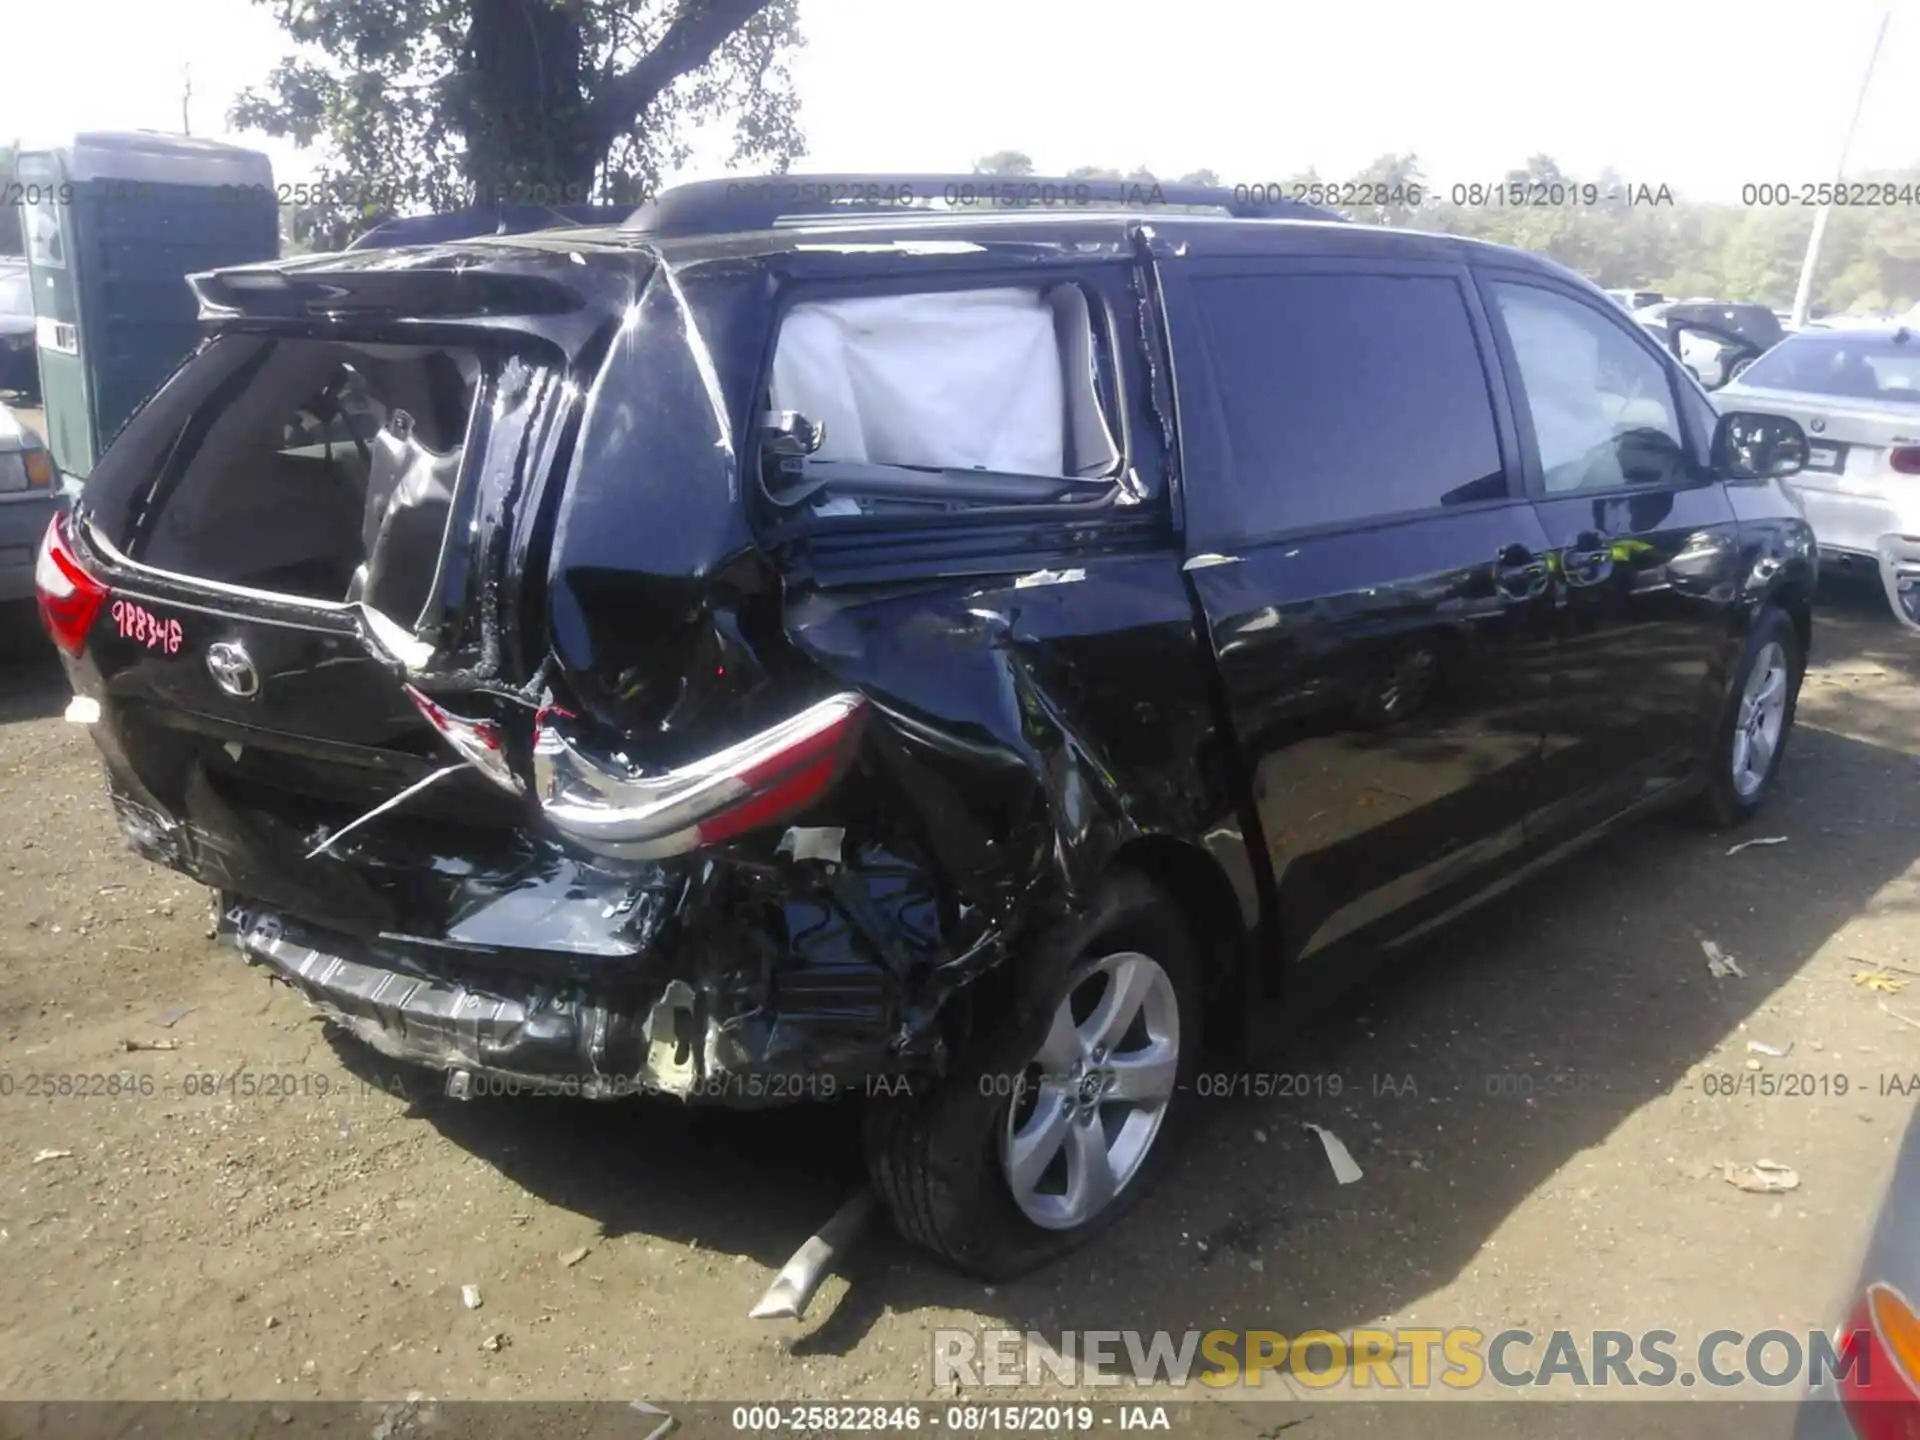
[114,335,482,625]
[759,283,1125,518]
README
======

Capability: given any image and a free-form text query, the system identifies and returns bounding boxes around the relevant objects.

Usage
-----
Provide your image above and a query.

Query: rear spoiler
[189,265,590,323]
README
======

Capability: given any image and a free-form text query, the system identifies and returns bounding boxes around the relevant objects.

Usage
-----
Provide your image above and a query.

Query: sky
[5,0,1915,205]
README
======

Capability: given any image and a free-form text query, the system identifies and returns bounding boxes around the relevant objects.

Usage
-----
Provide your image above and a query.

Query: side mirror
[1713,411,1808,481]
[760,409,826,457]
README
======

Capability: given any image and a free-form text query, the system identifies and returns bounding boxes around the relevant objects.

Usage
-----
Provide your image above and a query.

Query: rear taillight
[1890,447,1920,476]
[1838,1283,1920,1438]
[533,693,867,860]
[23,448,53,489]
[404,685,526,796]
[34,512,107,658]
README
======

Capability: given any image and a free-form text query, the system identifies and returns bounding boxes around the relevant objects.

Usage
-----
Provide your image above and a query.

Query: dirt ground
[0,577,1916,1411]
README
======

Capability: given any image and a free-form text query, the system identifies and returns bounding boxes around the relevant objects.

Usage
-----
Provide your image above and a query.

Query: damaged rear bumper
[220,898,920,1103]
[94,747,966,1106]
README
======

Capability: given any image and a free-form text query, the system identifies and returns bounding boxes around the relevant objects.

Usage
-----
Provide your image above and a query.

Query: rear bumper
[217,890,926,1104]
[224,901,709,1098]
[95,755,950,1105]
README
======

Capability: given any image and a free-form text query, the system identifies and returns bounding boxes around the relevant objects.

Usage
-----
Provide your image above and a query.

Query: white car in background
[1716,324,1920,629]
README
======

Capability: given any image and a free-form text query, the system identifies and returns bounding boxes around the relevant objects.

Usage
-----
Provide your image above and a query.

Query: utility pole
[181,64,193,137]
[1789,8,1891,328]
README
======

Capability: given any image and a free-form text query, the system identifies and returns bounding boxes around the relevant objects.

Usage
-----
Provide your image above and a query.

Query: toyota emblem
[206,641,261,699]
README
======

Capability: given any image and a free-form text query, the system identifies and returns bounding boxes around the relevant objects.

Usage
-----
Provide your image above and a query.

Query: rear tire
[1695,605,1801,828]
[864,872,1202,1280]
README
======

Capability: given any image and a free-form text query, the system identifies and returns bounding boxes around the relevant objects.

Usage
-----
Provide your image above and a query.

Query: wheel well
[1770,581,1812,662]
[1108,835,1249,1059]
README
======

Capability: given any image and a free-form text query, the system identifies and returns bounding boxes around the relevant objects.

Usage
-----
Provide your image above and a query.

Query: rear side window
[757,281,1127,520]
[1188,270,1506,536]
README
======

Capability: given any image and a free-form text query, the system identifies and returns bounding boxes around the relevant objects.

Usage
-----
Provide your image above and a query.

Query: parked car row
[1719,323,1920,630]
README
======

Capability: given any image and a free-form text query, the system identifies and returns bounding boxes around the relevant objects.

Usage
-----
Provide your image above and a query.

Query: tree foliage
[235,0,806,247]
[1042,150,1919,312]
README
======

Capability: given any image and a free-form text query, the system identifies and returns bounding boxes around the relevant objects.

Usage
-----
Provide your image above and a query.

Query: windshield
[0,272,31,317]
[1738,332,1920,405]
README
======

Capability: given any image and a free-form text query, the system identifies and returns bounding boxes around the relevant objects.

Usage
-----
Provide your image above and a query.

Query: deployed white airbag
[770,287,1067,476]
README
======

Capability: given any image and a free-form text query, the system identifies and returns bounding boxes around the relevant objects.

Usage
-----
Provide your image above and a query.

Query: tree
[1177,168,1220,187]
[233,0,805,239]
[1346,151,1425,227]
[973,151,1035,177]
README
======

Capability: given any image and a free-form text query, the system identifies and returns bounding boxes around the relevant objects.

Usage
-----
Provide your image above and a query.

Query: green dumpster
[13,132,278,481]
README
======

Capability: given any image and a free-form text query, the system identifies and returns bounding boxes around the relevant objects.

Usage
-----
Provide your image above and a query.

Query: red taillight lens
[1890,447,1920,476]
[34,512,108,658]
[695,702,865,847]
[533,693,867,860]
[404,685,526,796]
[1839,1284,1920,1439]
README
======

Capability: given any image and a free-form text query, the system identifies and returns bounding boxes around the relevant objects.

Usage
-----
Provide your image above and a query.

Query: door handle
[1564,532,1615,587]
[1493,544,1550,599]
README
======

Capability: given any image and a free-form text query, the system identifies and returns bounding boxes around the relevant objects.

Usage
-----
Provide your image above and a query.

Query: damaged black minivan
[39,176,1818,1279]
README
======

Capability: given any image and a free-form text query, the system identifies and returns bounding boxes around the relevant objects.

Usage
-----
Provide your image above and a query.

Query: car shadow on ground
[0,600,68,724]
[325,577,1920,1355]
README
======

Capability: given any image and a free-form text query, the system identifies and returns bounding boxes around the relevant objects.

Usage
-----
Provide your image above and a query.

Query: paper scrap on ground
[1722,1160,1799,1194]
[1726,836,1788,856]
[1746,1040,1793,1057]
[31,1149,73,1164]
[1702,940,1746,979]
[1304,1123,1363,1184]
[460,1284,482,1310]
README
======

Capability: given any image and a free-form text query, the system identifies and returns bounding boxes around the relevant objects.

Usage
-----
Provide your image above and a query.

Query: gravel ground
[0,578,1914,1415]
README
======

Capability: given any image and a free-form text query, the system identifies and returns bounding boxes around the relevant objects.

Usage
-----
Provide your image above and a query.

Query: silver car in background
[0,260,36,403]
[1717,325,1920,629]
[0,402,59,603]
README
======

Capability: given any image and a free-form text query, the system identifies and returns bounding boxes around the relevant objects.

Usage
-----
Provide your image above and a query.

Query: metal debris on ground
[31,1149,73,1164]
[1304,1123,1364,1184]
[1878,1001,1920,1032]
[559,1246,591,1268]
[460,1284,482,1310]
[749,1188,877,1321]
[1726,836,1788,856]
[122,1037,178,1052]
[1722,1160,1800,1194]
[1853,970,1908,994]
[1746,1040,1794,1057]
[1702,940,1746,979]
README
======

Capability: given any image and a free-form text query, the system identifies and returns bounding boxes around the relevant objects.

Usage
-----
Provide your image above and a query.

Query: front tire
[864,872,1202,1280]
[1697,605,1801,827]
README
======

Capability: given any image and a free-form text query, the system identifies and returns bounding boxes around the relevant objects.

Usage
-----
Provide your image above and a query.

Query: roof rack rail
[620,173,1345,237]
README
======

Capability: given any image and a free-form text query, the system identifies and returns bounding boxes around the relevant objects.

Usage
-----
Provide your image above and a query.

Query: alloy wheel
[999,950,1180,1231]
[1731,640,1789,799]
